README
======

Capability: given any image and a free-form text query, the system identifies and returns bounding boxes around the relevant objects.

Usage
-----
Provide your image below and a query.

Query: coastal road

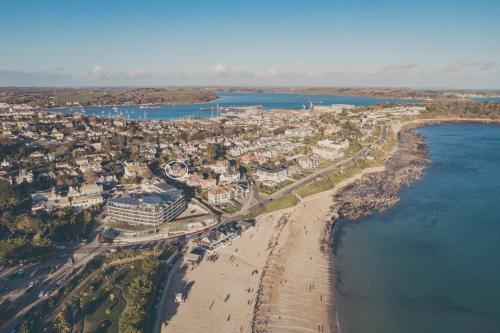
[1,124,389,331]
[225,123,388,220]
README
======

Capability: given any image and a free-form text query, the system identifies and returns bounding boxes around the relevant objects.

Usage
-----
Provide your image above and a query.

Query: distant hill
[0,87,217,108]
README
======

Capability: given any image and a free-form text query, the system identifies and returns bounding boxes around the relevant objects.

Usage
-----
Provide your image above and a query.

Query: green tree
[53,304,72,333]
[0,180,19,209]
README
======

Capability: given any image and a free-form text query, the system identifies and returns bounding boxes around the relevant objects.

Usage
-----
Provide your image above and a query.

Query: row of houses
[31,182,105,211]
[207,184,249,205]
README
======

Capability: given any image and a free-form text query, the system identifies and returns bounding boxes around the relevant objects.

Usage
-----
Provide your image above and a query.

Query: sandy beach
[159,163,389,333]
[156,119,437,333]
[252,165,388,333]
[160,210,292,333]
[157,122,427,333]
[252,192,335,333]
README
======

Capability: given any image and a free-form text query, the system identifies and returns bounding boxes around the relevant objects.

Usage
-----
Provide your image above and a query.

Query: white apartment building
[256,167,288,185]
[207,184,248,205]
[313,139,350,160]
[297,155,320,169]
[107,184,185,228]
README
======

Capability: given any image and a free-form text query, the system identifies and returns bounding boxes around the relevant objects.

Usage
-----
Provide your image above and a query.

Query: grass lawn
[296,132,396,198]
[222,201,242,214]
[260,179,295,194]
[264,193,299,213]
[107,221,156,232]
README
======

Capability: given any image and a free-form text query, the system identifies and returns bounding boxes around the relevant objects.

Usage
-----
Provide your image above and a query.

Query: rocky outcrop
[332,128,431,221]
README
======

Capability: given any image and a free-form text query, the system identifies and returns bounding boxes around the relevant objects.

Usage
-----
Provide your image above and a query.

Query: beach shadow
[159,264,196,329]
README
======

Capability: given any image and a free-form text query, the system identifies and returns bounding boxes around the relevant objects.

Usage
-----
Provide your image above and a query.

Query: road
[1,124,389,331]
[227,123,388,220]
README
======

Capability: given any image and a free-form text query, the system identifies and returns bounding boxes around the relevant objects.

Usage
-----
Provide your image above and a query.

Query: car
[29,268,38,278]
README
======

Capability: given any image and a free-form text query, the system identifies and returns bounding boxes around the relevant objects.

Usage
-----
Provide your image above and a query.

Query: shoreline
[41,96,221,111]
[159,118,497,333]
[248,123,427,332]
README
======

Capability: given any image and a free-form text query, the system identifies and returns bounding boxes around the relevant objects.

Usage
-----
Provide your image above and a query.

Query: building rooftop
[109,195,163,206]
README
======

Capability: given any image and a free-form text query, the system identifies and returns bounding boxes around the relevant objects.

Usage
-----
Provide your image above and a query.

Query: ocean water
[473,97,500,102]
[334,123,500,333]
[53,92,413,121]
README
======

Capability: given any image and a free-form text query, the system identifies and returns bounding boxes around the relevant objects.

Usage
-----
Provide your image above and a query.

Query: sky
[1,0,500,88]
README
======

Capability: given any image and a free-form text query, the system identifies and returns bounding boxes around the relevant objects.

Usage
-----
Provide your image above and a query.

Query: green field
[260,179,295,194]
[264,193,299,213]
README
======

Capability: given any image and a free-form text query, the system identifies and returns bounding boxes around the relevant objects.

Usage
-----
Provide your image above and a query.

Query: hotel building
[107,183,185,228]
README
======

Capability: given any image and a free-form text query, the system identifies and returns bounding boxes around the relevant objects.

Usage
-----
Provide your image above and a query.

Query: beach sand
[159,165,389,333]
[160,210,291,333]
[252,166,385,333]
[253,192,334,333]
[158,122,429,333]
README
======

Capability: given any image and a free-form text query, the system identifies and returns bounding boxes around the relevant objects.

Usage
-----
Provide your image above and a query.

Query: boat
[140,104,161,109]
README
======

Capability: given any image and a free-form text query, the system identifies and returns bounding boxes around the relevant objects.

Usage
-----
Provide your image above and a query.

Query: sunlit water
[53,92,413,121]
[334,123,500,333]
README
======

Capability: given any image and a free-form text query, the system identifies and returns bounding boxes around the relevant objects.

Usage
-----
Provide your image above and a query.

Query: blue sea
[334,123,500,333]
[473,97,500,102]
[53,92,414,121]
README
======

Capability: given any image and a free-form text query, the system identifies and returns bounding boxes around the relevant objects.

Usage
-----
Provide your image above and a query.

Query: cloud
[87,65,109,80]
[212,63,232,76]
[252,67,314,78]
[1,62,500,88]
[86,65,153,82]
[439,61,497,74]
[375,63,419,75]
[0,69,73,86]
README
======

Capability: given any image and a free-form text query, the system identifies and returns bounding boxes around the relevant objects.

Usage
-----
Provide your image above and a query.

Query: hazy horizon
[2,0,500,88]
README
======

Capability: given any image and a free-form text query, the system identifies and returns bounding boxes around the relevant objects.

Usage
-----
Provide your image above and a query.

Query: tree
[0,180,19,209]
[15,214,43,234]
[0,238,27,260]
[53,304,72,333]
[140,255,160,273]
[341,121,362,139]
[0,211,15,232]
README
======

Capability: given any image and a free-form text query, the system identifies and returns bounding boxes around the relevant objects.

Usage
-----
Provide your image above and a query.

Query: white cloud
[252,67,314,78]
[87,65,108,80]
[212,63,232,76]
[1,62,500,88]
